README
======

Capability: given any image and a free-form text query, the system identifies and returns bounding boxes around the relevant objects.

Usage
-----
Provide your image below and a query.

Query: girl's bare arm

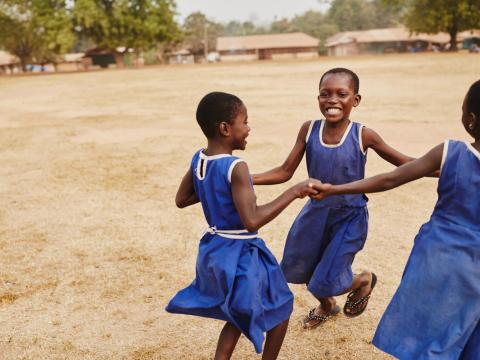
[362,127,414,166]
[311,143,443,199]
[175,168,199,208]
[252,121,311,185]
[232,162,318,232]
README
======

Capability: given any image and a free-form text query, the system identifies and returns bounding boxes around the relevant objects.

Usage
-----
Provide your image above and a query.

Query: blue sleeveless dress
[281,120,369,297]
[166,150,294,354]
[373,140,480,359]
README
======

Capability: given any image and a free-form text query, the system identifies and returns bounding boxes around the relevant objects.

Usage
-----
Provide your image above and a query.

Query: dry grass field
[0,53,478,359]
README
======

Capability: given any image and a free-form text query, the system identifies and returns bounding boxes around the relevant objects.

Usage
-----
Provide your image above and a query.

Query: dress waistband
[203,226,258,239]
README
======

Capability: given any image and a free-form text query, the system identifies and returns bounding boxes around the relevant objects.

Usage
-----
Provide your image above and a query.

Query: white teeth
[327,108,341,114]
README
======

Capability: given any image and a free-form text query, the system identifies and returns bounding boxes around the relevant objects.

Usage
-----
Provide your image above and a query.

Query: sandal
[343,272,377,318]
[303,305,341,330]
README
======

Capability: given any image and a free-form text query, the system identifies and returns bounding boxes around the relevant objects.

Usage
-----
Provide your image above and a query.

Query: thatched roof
[217,32,319,52]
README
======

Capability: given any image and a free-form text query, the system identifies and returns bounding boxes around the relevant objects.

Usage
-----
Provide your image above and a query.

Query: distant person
[252,68,417,329]
[166,92,320,359]
[310,80,480,359]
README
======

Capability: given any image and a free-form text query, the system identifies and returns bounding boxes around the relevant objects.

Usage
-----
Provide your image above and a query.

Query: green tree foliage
[222,20,267,36]
[182,12,223,57]
[265,1,402,53]
[327,0,376,30]
[270,18,293,33]
[290,11,339,54]
[384,0,480,51]
[73,0,181,62]
[0,0,74,70]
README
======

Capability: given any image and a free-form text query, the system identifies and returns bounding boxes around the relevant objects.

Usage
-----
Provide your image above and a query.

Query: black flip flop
[303,305,341,330]
[343,272,377,318]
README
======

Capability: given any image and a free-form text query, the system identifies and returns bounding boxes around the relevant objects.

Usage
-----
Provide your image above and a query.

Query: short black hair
[466,80,480,119]
[196,92,244,138]
[319,68,360,93]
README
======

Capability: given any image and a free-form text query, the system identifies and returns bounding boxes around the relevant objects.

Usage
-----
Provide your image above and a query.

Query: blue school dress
[166,150,293,354]
[281,120,369,297]
[373,140,480,360]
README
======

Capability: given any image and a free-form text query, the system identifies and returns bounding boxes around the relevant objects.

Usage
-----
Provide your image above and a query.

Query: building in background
[57,53,87,72]
[460,30,480,51]
[326,27,451,56]
[167,49,194,64]
[0,51,20,74]
[216,32,319,61]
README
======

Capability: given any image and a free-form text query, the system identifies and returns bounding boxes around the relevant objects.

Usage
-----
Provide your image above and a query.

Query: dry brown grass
[0,53,477,359]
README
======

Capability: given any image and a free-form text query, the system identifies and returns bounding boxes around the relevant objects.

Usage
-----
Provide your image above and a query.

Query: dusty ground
[0,53,478,359]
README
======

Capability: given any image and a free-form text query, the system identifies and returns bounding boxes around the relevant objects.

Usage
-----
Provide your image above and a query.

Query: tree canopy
[0,0,74,70]
[384,0,480,50]
[182,12,223,57]
[73,0,181,56]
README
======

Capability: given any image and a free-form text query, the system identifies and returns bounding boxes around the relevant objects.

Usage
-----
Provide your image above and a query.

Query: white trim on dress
[440,140,449,175]
[319,120,353,148]
[358,125,367,155]
[200,151,231,160]
[305,120,315,143]
[196,151,233,180]
[228,159,245,183]
[203,226,257,239]
[465,141,480,161]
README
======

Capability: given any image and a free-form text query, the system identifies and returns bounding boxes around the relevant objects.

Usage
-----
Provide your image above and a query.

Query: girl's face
[318,73,361,124]
[230,104,250,150]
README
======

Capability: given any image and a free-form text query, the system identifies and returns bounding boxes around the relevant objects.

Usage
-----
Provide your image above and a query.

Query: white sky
[175,0,329,24]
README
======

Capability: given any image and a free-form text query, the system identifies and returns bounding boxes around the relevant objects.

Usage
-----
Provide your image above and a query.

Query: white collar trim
[200,151,231,160]
[319,120,353,148]
[465,142,480,161]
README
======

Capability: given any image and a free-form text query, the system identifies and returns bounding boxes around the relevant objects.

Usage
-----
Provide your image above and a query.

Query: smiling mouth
[326,107,342,115]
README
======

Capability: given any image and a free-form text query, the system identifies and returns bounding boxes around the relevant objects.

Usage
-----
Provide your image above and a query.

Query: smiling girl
[166,92,320,359]
[253,68,416,329]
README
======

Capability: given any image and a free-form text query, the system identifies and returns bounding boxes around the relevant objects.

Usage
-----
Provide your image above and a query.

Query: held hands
[294,178,334,200]
[293,179,319,198]
[308,181,333,201]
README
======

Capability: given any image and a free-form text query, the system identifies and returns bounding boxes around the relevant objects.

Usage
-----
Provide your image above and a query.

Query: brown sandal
[343,272,377,318]
[303,305,341,330]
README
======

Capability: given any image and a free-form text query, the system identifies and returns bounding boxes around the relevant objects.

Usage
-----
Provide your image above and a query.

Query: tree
[270,17,294,33]
[73,0,181,66]
[182,12,223,59]
[319,0,401,31]
[222,21,266,36]
[327,0,376,31]
[0,0,74,71]
[290,11,339,54]
[383,0,480,51]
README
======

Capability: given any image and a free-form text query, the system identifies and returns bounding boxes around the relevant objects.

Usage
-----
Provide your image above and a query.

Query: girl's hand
[293,178,320,198]
[309,182,334,201]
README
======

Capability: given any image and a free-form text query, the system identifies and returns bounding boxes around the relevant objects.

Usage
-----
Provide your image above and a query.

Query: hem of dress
[372,337,410,359]
[165,298,293,354]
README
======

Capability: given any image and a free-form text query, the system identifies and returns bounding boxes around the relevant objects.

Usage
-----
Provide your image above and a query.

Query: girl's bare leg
[262,318,289,360]
[215,322,241,360]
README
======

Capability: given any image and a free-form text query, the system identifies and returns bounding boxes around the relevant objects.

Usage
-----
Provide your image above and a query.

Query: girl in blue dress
[166,92,320,359]
[253,68,415,328]
[311,79,480,359]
